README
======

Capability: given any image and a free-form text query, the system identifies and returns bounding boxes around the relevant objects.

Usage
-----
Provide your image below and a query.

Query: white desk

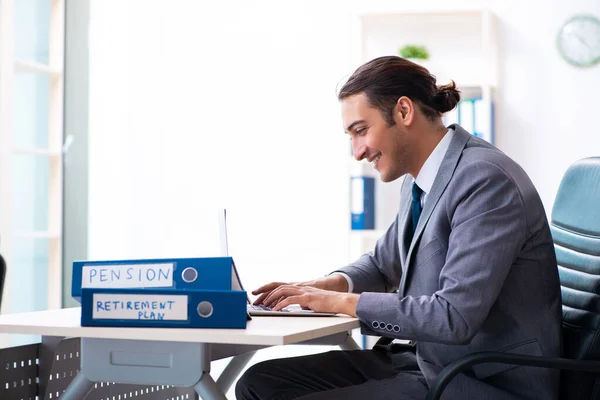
[0,307,361,399]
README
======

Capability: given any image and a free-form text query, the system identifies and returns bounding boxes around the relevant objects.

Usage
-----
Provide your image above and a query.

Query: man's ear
[395,96,414,126]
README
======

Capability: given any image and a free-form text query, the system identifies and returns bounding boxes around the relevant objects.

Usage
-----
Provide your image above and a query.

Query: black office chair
[0,253,5,310]
[426,157,600,400]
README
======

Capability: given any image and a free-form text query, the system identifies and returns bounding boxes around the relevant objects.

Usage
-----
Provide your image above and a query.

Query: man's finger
[253,291,272,305]
[263,286,299,306]
[262,288,285,307]
[252,282,283,295]
[271,296,285,307]
[272,296,301,311]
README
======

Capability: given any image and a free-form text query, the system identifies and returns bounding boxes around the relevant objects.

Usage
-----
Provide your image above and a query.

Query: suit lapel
[399,125,471,296]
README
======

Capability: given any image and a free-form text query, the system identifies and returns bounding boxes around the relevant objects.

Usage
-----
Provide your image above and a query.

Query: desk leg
[60,372,95,400]
[216,350,257,393]
[195,372,228,400]
[339,333,361,351]
[39,335,64,398]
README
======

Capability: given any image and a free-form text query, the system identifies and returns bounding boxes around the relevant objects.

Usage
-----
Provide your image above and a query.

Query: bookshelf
[360,10,498,88]
[348,9,498,264]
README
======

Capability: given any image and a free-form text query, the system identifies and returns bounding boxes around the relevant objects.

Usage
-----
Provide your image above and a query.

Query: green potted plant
[398,45,430,64]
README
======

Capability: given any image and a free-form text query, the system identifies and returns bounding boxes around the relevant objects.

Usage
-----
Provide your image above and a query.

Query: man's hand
[252,274,350,306]
[260,285,359,317]
[252,281,300,306]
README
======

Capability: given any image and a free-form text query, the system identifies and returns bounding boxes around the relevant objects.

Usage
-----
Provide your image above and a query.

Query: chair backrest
[0,253,5,311]
[550,157,600,399]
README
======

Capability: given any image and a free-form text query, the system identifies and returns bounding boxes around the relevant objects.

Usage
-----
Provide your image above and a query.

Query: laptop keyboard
[247,304,290,312]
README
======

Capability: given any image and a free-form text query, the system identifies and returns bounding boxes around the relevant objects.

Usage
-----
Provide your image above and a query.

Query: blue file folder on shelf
[72,257,234,302]
[351,176,375,230]
[451,98,494,144]
[80,288,248,329]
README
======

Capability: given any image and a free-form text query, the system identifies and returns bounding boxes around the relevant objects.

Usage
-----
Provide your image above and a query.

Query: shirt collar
[414,128,454,195]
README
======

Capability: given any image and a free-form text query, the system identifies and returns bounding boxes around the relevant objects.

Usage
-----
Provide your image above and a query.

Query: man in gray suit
[236,56,561,400]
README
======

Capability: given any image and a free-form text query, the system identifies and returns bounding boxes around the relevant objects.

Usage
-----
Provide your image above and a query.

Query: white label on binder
[82,263,174,288]
[351,177,365,214]
[92,293,188,320]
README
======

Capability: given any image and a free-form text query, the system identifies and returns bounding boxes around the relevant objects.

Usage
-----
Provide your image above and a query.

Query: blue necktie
[407,183,423,246]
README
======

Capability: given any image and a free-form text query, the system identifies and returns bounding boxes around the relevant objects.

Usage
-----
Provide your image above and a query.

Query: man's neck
[409,124,448,178]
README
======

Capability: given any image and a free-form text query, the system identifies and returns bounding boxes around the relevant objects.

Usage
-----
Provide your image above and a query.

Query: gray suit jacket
[336,125,562,399]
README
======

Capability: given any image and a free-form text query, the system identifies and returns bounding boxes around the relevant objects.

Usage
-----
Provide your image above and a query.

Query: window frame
[0,0,65,325]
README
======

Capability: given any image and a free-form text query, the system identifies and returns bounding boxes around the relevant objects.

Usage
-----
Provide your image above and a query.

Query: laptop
[218,209,336,317]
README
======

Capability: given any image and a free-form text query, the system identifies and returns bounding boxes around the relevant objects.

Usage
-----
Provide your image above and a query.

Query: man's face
[342,93,411,182]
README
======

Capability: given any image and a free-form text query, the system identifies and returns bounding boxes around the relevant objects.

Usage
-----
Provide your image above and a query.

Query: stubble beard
[381,128,410,183]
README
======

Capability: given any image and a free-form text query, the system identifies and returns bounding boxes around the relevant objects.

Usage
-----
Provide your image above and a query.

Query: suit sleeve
[356,160,528,344]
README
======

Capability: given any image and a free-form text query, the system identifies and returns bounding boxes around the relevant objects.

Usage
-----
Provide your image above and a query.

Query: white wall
[480,0,600,214]
[88,0,600,295]
[88,1,358,294]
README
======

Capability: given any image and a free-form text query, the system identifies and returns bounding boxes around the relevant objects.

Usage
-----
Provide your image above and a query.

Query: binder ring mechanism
[197,301,214,318]
[182,267,199,283]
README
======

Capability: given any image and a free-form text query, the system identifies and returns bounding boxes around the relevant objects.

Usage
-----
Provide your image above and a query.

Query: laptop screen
[217,208,249,297]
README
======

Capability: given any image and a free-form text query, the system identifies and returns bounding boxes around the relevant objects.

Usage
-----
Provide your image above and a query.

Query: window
[0,0,65,345]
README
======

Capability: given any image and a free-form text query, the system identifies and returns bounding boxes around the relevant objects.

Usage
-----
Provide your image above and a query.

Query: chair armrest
[0,254,5,310]
[426,351,600,400]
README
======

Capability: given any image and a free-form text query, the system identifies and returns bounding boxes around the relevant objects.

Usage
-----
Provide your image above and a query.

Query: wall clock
[556,14,600,68]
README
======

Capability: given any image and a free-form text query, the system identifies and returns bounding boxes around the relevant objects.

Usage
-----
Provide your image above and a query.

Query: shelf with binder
[359,10,498,89]
[442,84,495,144]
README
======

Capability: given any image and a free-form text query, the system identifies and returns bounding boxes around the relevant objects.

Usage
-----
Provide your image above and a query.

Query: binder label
[351,177,365,214]
[82,263,174,289]
[92,293,188,320]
